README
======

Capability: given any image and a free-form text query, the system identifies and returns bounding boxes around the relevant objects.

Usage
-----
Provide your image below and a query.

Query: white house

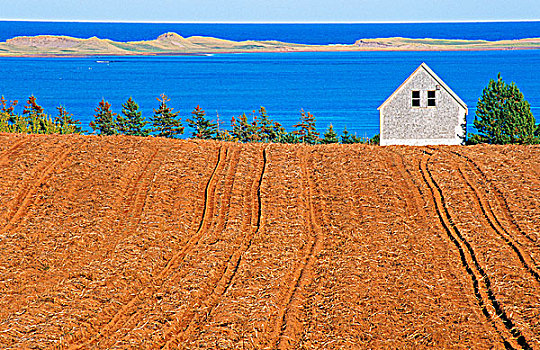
[378,63,468,146]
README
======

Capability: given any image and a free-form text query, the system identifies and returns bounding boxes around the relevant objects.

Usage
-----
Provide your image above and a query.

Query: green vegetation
[340,127,374,144]
[151,94,184,138]
[256,107,286,143]
[321,124,339,144]
[55,106,83,134]
[230,113,261,142]
[90,99,117,136]
[117,97,149,136]
[293,109,320,144]
[0,93,379,144]
[187,105,217,139]
[0,95,82,134]
[4,74,537,146]
[469,73,538,144]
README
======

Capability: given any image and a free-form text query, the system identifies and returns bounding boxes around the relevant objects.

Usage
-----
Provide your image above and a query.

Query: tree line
[1,74,538,145]
[0,93,378,145]
[0,95,82,135]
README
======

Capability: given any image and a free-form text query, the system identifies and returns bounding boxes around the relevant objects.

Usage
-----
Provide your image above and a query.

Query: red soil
[0,134,538,349]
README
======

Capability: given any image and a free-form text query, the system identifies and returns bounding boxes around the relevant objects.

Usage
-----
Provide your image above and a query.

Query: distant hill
[1,32,540,56]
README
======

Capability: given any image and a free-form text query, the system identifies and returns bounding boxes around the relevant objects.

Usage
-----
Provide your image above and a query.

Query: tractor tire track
[103,146,241,348]
[0,142,75,239]
[120,147,163,230]
[296,146,331,348]
[105,142,161,232]
[148,145,225,283]
[269,148,323,350]
[0,137,32,223]
[160,146,267,348]
[66,140,160,252]
[212,147,241,234]
[449,150,539,247]
[98,145,164,268]
[0,138,29,167]
[77,144,223,348]
[51,141,163,348]
[385,149,427,221]
[452,157,540,284]
[419,151,531,350]
[65,145,184,349]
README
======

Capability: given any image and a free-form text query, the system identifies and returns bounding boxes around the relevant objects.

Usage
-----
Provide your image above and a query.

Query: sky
[1,0,539,22]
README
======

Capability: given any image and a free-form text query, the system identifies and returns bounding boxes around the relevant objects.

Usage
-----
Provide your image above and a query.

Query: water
[2,21,540,44]
[1,21,539,136]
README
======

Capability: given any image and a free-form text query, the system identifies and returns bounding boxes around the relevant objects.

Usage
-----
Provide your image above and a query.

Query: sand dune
[1,32,540,56]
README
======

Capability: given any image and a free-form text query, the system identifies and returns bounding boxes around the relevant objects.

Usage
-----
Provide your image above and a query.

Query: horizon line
[1,18,540,24]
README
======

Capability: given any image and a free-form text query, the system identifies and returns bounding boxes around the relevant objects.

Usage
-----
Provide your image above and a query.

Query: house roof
[377,62,468,111]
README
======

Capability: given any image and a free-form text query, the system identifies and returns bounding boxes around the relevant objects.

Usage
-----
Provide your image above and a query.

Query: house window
[428,90,436,106]
[412,91,420,107]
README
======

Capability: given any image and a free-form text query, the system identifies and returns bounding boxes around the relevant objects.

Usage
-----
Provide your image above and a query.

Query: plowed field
[0,134,539,349]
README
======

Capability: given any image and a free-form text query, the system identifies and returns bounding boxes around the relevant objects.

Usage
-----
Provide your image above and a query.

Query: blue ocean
[1,21,539,136]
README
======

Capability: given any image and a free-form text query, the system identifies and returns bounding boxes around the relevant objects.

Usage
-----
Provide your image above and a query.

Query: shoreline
[1,33,540,57]
[2,46,539,58]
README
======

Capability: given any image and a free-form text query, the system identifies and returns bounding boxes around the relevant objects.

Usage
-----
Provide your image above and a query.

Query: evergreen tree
[216,129,234,142]
[321,124,339,144]
[230,113,260,142]
[0,96,18,118]
[0,96,18,132]
[341,127,352,144]
[90,99,117,135]
[23,95,52,134]
[350,133,366,144]
[186,105,217,139]
[151,94,184,138]
[0,112,10,133]
[117,97,149,136]
[293,109,319,144]
[55,105,83,134]
[257,107,286,142]
[369,133,380,145]
[278,131,300,144]
[472,73,536,144]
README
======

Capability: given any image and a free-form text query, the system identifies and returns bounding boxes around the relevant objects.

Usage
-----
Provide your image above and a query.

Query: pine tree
[217,129,234,142]
[0,112,9,133]
[230,113,260,142]
[257,106,286,142]
[341,127,352,144]
[90,99,117,135]
[293,109,319,144]
[350,133,366,144]
[55,105,83,134]
[321,124,339,144]
[186,105,217,139]
[0,96,18,132]
[117,97,149,136]
[23,95,50,134]
[369,133,380,145]
[278,132,299,144]
[472,73,536,144]
[0,96,18,118]
[151,94,184,138]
